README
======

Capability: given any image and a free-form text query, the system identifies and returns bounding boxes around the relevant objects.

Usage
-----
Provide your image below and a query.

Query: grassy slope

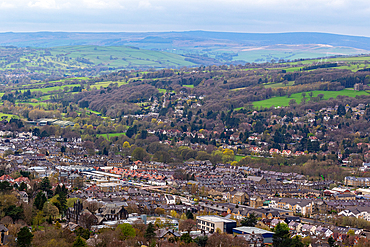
[97,132,126,139]
[253,89,369,108]
[0,46,197,74]
[50,46,195,68]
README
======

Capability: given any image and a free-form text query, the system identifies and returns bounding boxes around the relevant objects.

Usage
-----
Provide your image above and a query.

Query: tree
[240,213,257,227]
[18,182,27,191]
[253,120,264,133]
[72,236,87,247]
[289,99,297,107]
[132,147,149,161]
[328,236,335,247]
[122,141,131,149]
[154,208,165,216]
[43,202,59,219]
[186,210,194,220]
[347,229,355,236]
[34,191,47,210]
[179,219,196,233]
[291,236,304,247]
[17,226,33,247]
[273,223,291,247]
[144,222,156,240]
[116,223,136,240]
[74,227,90,240]
[0,181,12,191]
[4,205,23,221]
[180,233,193,243]
[40,177,52,197]
[337,104,346,116]
[194,235,208,247]
[55,221,61,229]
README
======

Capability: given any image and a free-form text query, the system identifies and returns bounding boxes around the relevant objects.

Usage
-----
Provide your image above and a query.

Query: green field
[264,81,295,88]
[253,89,369,108]
[182,85,194,88]
[17,102,49,107]
[0,113,18,121]
[0,46,197,76]
[92,80,128,89]
[235,155,245,161]
[97,132,126,139]
[19,84,81,94]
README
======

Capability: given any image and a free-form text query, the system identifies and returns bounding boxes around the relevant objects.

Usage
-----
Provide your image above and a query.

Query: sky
[0,0,369,36]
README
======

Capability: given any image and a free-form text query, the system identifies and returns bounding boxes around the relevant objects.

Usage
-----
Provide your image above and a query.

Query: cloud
[28,0,60,9]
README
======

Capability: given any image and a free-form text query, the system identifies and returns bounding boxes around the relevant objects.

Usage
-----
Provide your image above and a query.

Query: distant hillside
[0,31,370,49]
[0,31,370,69]
[0,31,369,64]
[0,46,197,76]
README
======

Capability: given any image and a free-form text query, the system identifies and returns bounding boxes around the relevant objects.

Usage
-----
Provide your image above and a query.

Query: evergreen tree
[337,104,346,116]
[144,223,156,240]
[240,213,257,227]
[273,223,291,247]
[34,191,47,210]
[57,192,67,214]
[19,182,27,191]
[72,236,87,247]
[195,235,208,247]
[180,233,193,243]
[290,236,304,247]
[328,236,336,247]
[186,210,194,220]
[40,177,52,197]
[17,226,33,247]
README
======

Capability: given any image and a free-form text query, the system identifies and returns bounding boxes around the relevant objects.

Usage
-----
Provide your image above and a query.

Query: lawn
[235,155,245,162]
[253,89,369,108]
[92,80,128,89]
[182,85,194,88]
[97,132,126,139]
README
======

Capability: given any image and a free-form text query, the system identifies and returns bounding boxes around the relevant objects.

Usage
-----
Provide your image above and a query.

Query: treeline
[302,63,337,70]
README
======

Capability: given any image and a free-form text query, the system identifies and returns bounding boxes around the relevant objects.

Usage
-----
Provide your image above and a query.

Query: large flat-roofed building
[232,226,274,244]
[196,215,236,234]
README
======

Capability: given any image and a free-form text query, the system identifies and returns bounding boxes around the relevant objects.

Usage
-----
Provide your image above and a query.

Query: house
[345,176,370,187]
[249,196,263,208]
[165,195,176,205]
[228,191,247,205]
[196,215,236,234]
[18,191,29,203]
[95,203,128,223]
[245,176,266,185]
[0,224,8,246]
[301,224,316,234]
[155,229,181,241]
[66,200,98,229]
[288,221,303,232]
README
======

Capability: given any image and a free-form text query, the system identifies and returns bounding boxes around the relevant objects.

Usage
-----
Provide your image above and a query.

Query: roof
[196,215,236,223]
[233,226,274,235]
[0,224,8,232]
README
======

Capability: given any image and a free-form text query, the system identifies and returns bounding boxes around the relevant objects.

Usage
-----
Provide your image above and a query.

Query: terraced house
[268,198,314,216]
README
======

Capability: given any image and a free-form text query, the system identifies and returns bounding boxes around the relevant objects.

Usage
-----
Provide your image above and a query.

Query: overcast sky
[0,0,369,36]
